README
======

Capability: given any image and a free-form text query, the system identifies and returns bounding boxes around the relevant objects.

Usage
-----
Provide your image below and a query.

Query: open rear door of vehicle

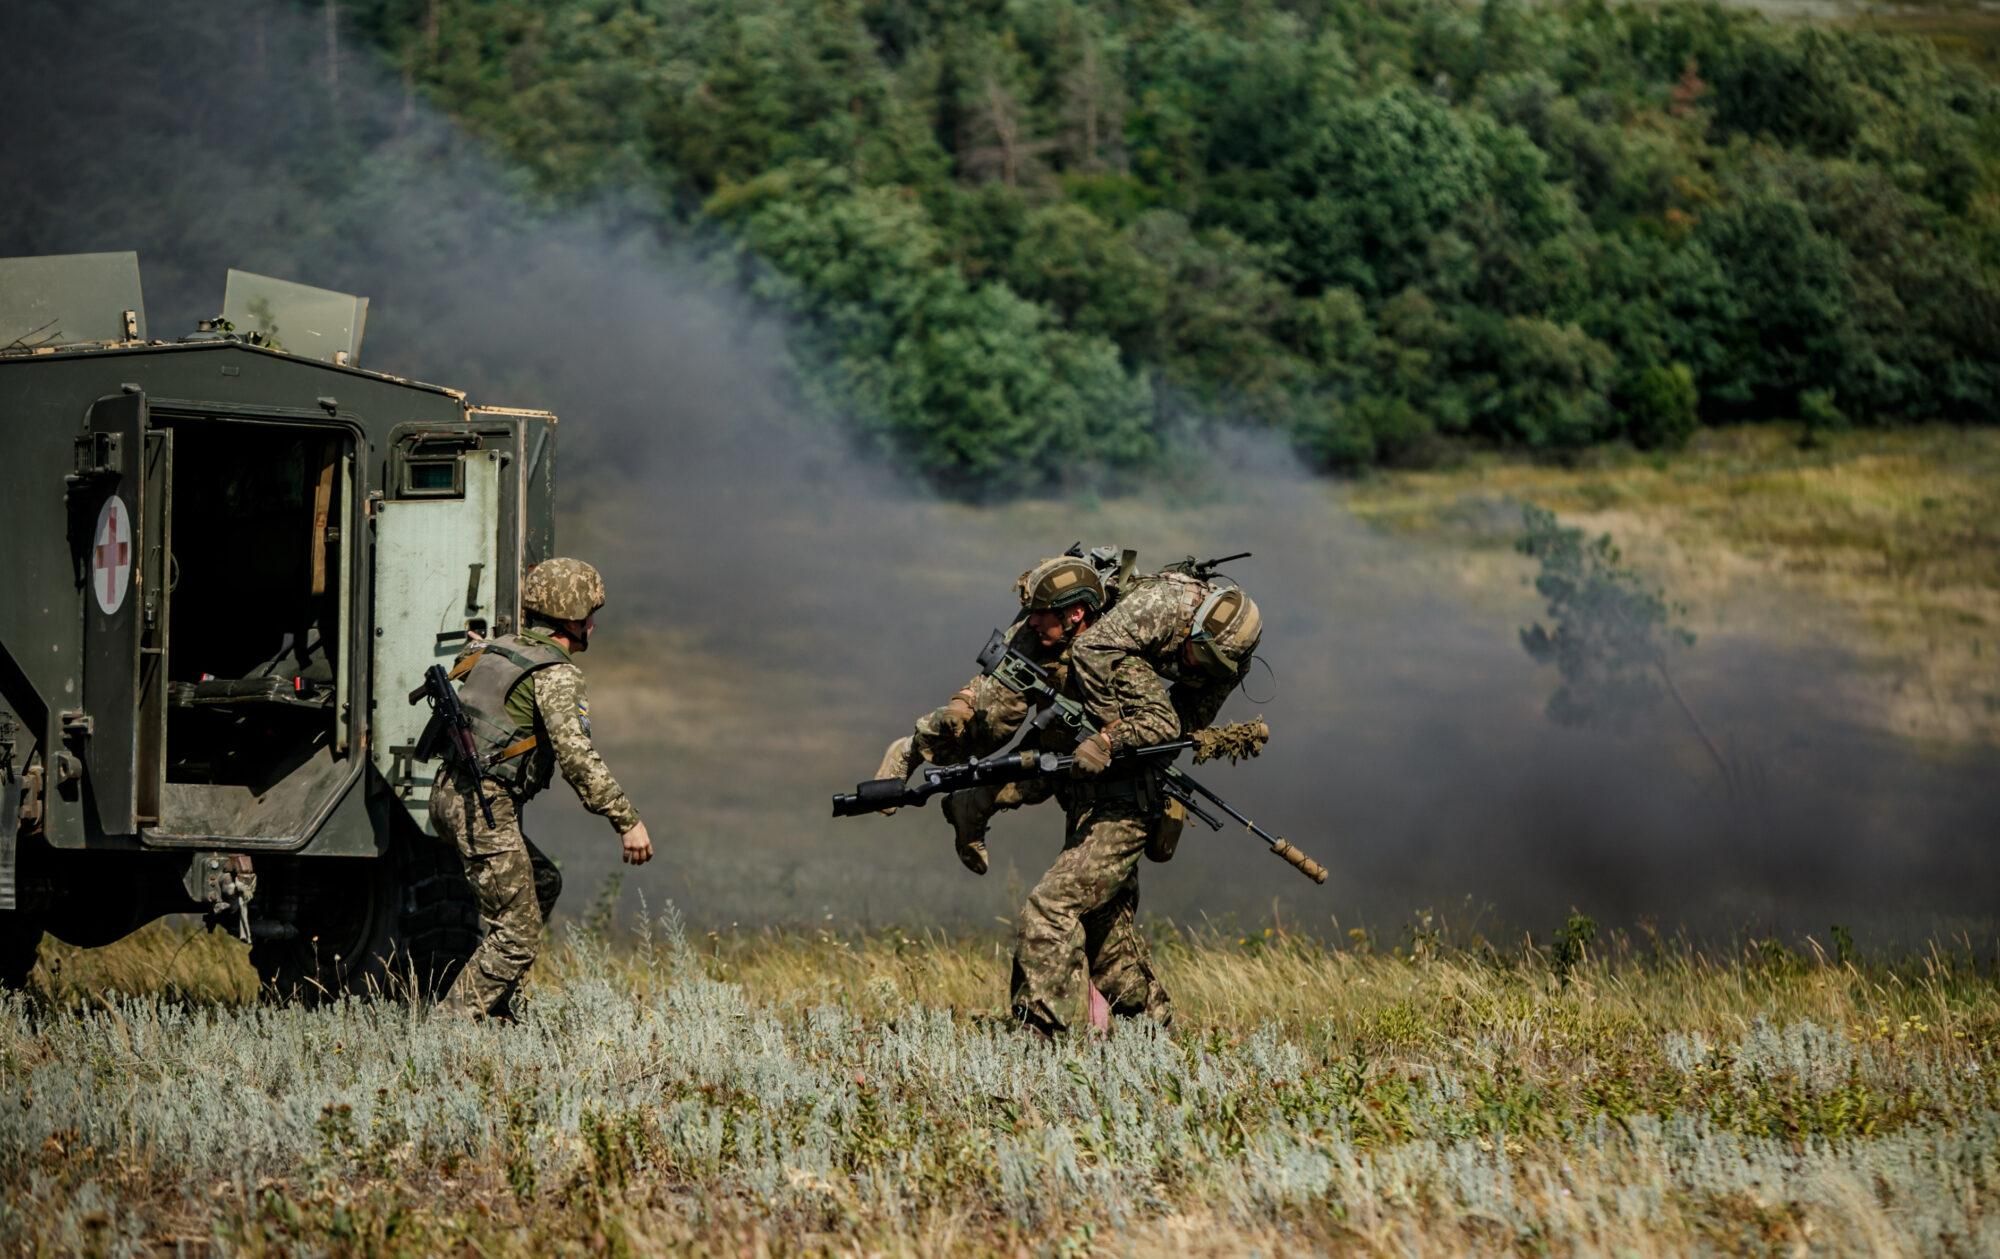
[72,391,170,834]
[371,427,506,832]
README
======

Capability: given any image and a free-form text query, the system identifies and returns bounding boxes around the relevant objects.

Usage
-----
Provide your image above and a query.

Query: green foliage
[1515,503,1743,782]
[1624,361,1702,451]
[1281,86,1498,299]
[710,162,1155,491]
[1552,910,1599,981]
[338,0,2000,492]
[1516,504,1694,729]
[1800,385,1852,449]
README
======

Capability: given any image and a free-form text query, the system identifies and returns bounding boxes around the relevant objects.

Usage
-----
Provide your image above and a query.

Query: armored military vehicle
[0,252,558,998]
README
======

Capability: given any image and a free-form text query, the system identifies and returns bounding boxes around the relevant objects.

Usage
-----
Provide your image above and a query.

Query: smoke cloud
[6,0,1995,949]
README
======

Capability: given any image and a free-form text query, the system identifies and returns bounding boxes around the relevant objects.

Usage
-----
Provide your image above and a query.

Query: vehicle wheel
[251,814,478,1004]
[391,817,481,998]
[0,912,42,990]
[250,856,394,1004]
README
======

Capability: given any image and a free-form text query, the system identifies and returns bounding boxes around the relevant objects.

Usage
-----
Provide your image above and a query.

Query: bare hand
[621,820,654,865]
[1072,731,1113,775]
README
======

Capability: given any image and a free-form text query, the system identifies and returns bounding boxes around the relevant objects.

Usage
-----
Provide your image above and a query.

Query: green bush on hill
[347,0,2000,489]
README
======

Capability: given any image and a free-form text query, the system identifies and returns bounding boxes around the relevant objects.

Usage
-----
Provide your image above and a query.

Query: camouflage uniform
[909,623,1068,766]
[904,622,1067,872]
[435,627,639,1019]
[1009,573,1246,1035]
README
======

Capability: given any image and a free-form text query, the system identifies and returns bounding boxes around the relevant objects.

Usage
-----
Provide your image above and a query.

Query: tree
[947,32,1053,189]
[1517,505,1729,782]
[1281,86,1496,298]
[1003,203,1165,344]
[1621,361,1700,450]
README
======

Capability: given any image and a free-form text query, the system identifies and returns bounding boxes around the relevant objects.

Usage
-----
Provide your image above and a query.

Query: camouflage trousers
[1009,795,1171,1035]
[431,771,563,1020]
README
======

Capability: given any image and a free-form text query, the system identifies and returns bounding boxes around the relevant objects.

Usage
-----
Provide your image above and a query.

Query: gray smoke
[6,0,1995,950]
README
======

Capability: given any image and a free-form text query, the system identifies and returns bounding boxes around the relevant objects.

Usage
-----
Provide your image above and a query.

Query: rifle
[835,632,1329,885]
[1163,551,1251,581]
[408,663,496,829]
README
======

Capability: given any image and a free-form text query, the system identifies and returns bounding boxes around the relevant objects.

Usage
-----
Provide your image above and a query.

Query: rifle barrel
[1166,767,1328,884]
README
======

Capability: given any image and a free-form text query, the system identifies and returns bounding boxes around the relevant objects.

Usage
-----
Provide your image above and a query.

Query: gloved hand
[1072,730,1114,775]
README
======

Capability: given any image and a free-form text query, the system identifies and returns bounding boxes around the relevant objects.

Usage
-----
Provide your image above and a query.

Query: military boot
[941,789,990,875]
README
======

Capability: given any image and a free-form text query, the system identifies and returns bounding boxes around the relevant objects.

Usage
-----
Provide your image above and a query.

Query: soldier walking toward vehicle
[432,557,653,1020]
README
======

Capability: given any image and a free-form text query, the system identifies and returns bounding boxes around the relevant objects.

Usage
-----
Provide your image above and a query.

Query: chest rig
[448,634,567,793]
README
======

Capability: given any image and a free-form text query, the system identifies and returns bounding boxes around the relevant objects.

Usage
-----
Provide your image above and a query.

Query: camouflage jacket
[1070,573,1239,751]
[465,629,640,833]
[910,622,1073,766]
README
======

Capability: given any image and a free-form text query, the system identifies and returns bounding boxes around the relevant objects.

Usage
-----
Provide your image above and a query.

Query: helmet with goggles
[1186,584,1261,677]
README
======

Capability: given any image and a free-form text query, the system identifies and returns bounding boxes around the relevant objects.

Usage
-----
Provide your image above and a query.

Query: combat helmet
[1015,554,1106,613]
[522,557,606,623]
[1186,585,1262,677]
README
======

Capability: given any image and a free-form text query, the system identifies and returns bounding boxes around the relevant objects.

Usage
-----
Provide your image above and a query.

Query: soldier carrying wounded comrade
[859,547,1276,1037]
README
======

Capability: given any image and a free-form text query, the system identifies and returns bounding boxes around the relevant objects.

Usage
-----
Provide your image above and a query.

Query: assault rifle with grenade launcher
[832,629,1329,884]
[408,664,496,829]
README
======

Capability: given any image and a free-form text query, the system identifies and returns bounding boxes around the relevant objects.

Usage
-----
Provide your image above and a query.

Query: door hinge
[70,431,123,481]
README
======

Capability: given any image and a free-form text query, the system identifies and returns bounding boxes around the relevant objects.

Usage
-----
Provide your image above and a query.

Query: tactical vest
[449,634,567,792]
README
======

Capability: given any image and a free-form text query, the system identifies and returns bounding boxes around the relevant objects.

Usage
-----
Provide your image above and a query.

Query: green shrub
[1623,361,1701,450]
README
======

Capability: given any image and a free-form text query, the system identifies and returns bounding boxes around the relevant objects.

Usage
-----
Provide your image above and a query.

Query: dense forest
[351,2,2000,487]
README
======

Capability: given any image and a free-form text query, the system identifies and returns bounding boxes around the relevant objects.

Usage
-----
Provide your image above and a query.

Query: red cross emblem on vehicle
[92,496,133,616]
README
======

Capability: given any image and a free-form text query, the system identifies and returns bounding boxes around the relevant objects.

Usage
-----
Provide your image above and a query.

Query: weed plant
[4,912,1998,1254]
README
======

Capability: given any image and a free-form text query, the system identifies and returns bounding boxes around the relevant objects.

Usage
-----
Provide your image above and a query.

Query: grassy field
[6,426,1995,1255]
[6,914,1999,1255]
[1343,425,2000,748]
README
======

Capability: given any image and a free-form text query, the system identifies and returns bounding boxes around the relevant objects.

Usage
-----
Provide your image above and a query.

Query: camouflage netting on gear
[1191,718,1269,764]
[522,557,606,621]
